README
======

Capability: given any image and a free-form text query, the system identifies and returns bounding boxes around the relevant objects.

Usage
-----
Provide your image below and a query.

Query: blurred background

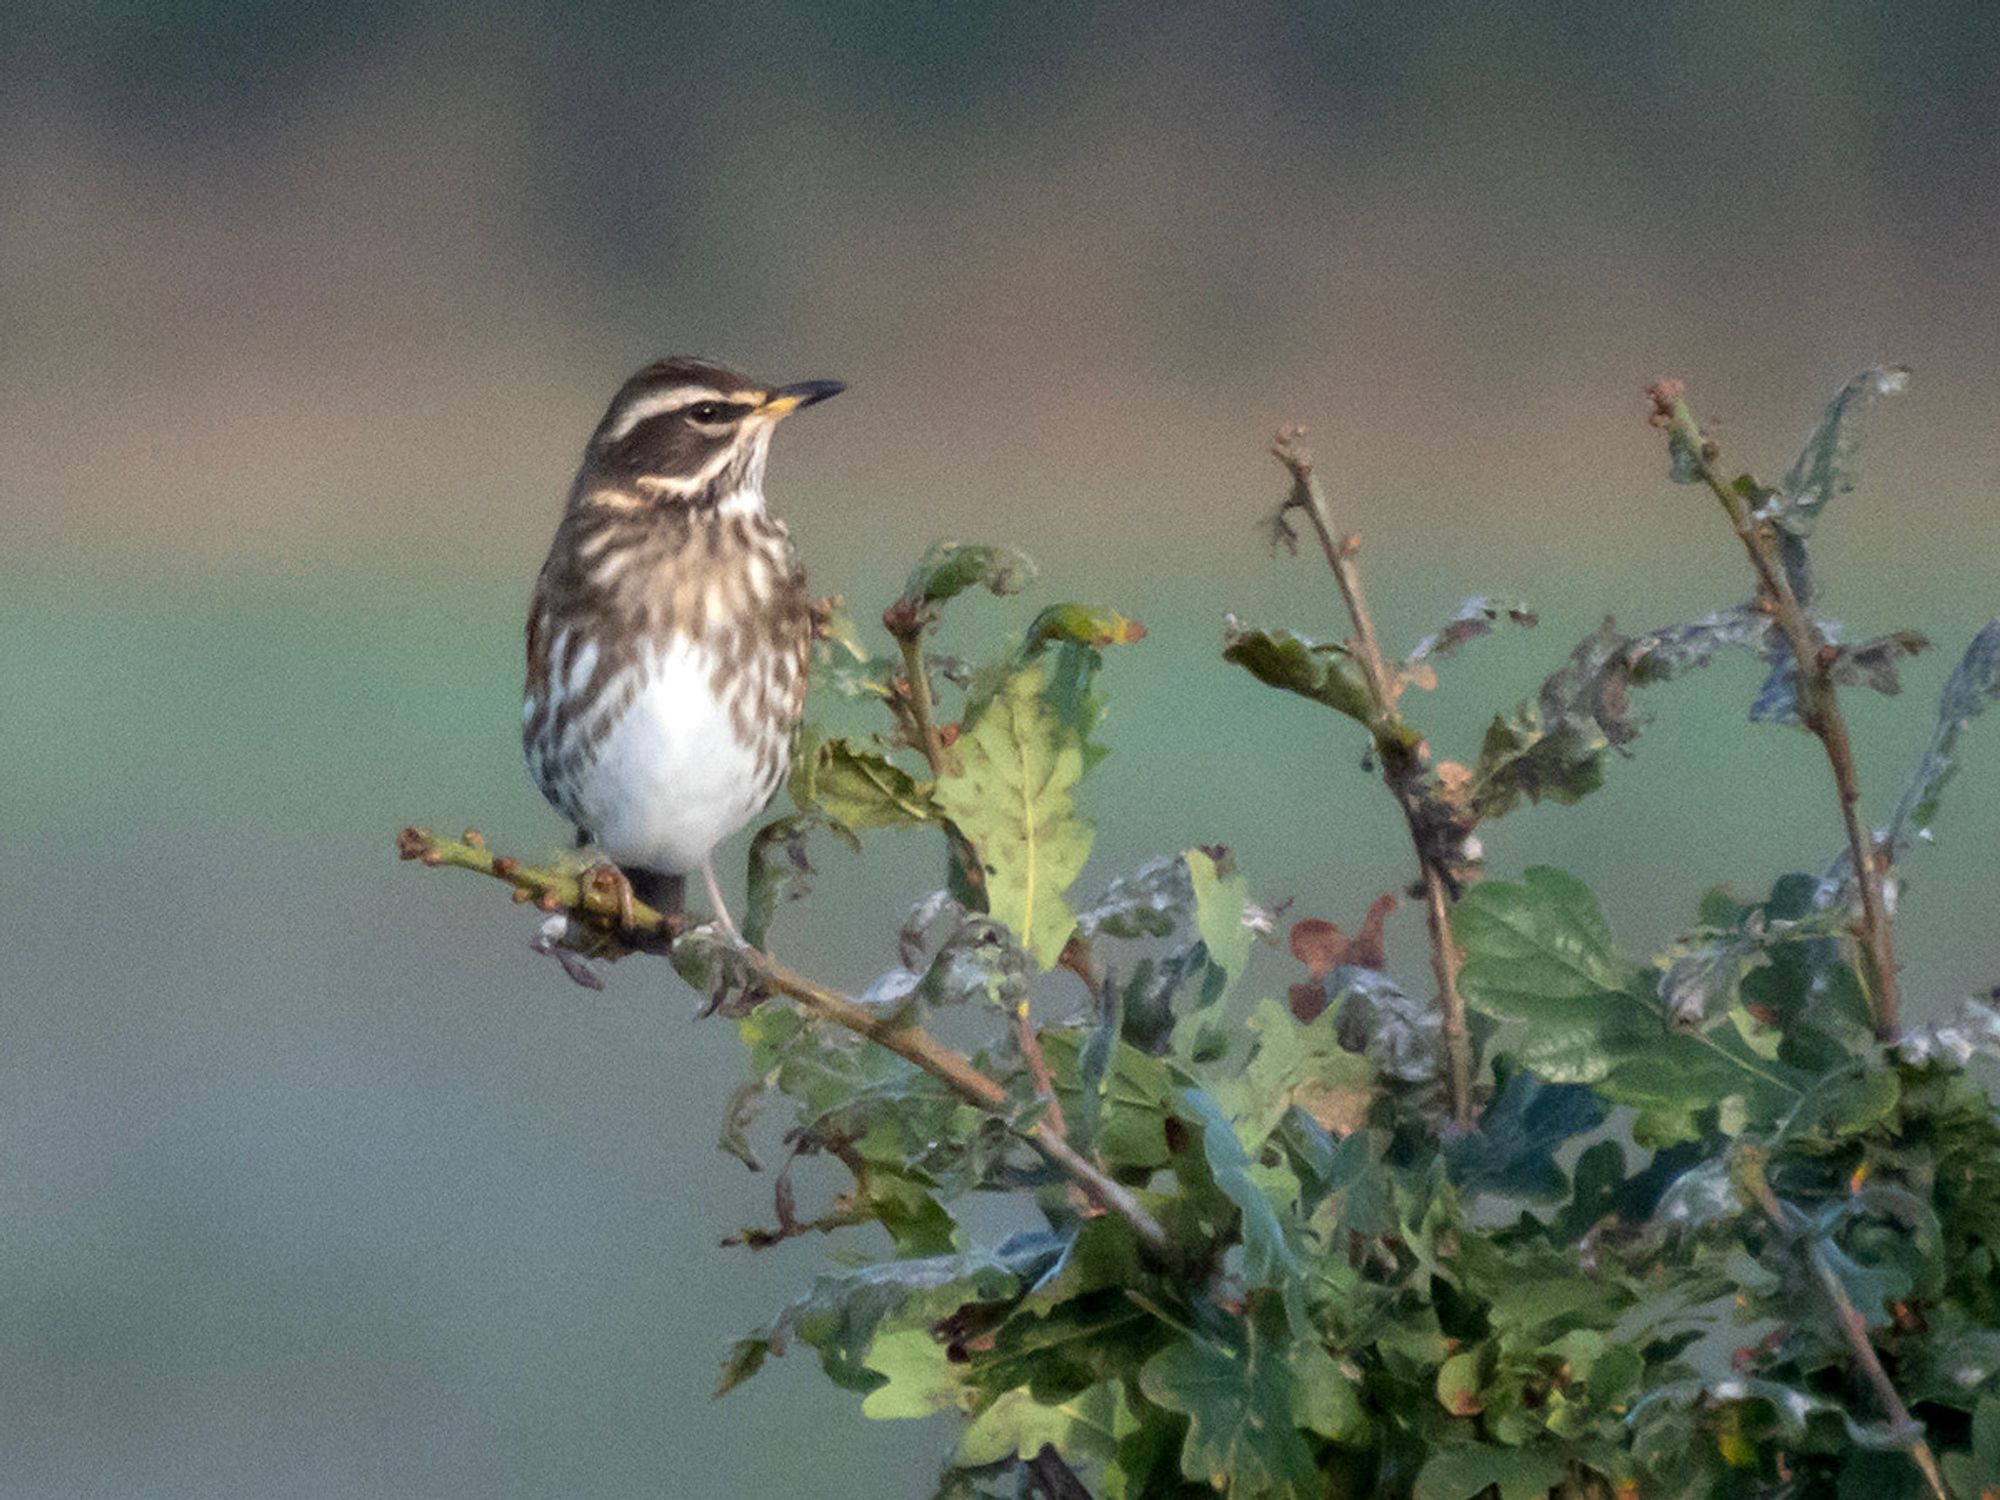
[5,3,1999,1495]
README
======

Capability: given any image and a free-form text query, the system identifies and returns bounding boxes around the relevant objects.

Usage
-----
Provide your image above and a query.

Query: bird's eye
[687,402,732,425]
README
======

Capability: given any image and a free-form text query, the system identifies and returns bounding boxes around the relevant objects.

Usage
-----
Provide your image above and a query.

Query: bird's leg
[701,857,743,943]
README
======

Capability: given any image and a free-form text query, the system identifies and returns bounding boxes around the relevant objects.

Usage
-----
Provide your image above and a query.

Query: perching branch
[1734,1146,1953,1500]
[1272,432,1477,1126]
[1655,388,1903,1040]
[396,826,1168,1258]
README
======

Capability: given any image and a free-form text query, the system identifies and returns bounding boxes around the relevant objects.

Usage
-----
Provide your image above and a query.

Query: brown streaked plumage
[522,356,841,933]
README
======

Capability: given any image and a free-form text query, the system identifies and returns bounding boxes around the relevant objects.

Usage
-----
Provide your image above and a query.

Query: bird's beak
[758,379,846,420]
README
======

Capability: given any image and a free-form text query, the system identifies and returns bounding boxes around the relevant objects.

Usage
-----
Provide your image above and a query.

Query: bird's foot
[580,862,682,945]
[583,861,637,932]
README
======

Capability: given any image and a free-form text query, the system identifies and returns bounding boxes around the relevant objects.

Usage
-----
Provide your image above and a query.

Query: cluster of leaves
[698,379,2000,1498]
[713,545,1153,1254]
[777,543,1138,960]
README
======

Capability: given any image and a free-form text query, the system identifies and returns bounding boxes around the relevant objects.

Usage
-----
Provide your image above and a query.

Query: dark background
[5,5,1999,1495]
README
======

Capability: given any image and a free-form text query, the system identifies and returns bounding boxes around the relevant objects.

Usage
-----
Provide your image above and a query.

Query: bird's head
[574,356,844,515]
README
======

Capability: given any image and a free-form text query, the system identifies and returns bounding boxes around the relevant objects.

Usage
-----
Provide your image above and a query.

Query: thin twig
[721,1148,874,1249]
[1012,1007,1070,1135]
[1272,435,1477,1125]
[1661,393,1902,1040]
[398,826,1170,1257]
[893,630,954,777]
[1007,1008,1089,1228]
[1418,871,1473,1121]
[1737,1147,1952,1500]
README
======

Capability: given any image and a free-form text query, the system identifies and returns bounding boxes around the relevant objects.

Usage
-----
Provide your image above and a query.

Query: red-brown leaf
[1289,919,1348,979]
[1289,980,1328,1024]
[1345,893,1396,971]
[1288,893,1397,979]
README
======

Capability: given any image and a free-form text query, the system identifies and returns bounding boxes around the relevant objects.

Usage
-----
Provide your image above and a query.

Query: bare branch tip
[1269,425,1316,481]
[1644,378,1685,429]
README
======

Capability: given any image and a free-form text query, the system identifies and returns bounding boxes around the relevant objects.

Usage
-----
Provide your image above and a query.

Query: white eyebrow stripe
[603,387,759,441]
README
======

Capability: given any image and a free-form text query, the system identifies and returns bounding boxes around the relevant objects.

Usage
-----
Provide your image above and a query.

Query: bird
[522,356,843,938]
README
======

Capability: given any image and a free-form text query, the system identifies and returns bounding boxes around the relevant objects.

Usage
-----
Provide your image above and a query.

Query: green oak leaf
[1940,1394,2000,1496]
[741,1006,980,1213]
[1187,847,1251,991]
[1781,1064,1902,1147]
[969,1295,1167,1406]
[1022,603,1147,653]
[1453,1234,1637,1338]
[1452,866,1632,1006]
[1221,616,1375,725]
[1290,1339,1365,1441]
[716,1073,767,1172]
[896,542,1038,628]
[719,1242,1048,1398]
[955,1380,1121,1469]
[968,606,1140,765]
[1221,997,1377,1147]
[1435,1350,1486,1415]
[862,1328,967,1419]
[934,667,1093,967]
[1179,1088,1299,1288]
[1103,1386,1198,1500]
[861,1170,959,1256]
[1445,1068,1606,1201]
[1011,1217,1148,1321]
[791,727,936,830]
[1470,709,1608,818]
[1139,1302,1321,1500]
[1454,868,1802,1144]
[1414,1443,1568,1500]
[743,813,819,949]
[1039,1027,1178,1173]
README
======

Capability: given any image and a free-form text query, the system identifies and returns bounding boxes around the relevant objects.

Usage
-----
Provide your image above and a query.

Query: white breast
[570,635,772,875]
